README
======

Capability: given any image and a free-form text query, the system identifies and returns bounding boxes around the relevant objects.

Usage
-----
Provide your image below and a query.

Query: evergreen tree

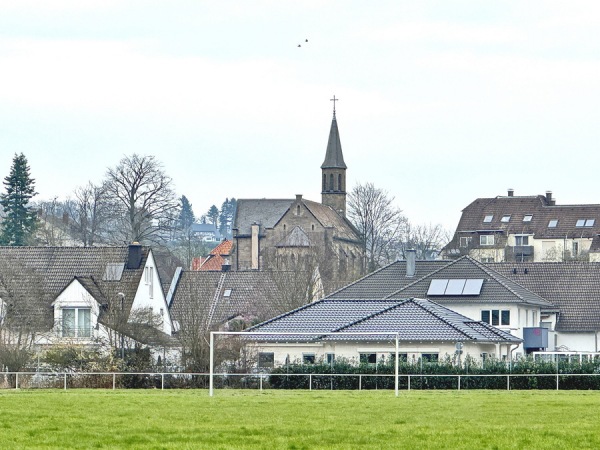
[218,197,237,238]
[0,153,38,246]
[178,195,195,230]
[206,205,219,227]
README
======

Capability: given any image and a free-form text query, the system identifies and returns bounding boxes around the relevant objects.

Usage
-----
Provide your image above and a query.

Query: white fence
[3,371,600,392]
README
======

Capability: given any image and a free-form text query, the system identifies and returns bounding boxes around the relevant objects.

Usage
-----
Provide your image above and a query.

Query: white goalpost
[209,331,401,397]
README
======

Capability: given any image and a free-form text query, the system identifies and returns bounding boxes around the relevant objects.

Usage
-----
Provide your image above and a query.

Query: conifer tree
[0,153,38,246]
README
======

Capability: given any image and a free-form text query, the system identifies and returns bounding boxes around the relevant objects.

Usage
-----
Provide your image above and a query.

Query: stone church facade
[231,107,364,292]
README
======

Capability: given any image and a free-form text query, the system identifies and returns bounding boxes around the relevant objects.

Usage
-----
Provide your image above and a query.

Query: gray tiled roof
[170,270,295,329]
[233,199,292,235]
[388,257,554,308]
[0,246,151,332]
[321,115,346,169]
[326,260,452,299]
[248,297,521,344]
[487,262,600,332]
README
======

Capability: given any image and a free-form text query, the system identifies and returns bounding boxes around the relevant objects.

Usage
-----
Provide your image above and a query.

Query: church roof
[320,115,346,169]
[233,199,294,235]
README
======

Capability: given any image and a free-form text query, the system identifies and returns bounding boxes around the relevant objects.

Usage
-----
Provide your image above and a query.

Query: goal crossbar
[209,331,401,397]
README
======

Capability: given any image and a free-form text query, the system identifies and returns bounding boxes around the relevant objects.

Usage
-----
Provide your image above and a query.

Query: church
[230,102,364,292]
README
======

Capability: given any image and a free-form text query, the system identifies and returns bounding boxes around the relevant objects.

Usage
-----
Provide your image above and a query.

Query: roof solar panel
[463,279,484,295]
[427,279,448,295]
[445,279,466,295]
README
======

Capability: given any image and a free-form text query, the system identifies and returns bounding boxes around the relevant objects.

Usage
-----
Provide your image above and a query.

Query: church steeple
[321,96,347,217]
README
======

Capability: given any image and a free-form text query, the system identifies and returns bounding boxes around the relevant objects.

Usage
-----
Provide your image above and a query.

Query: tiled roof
[233,199,292,235]
[321,115,346,169]
[195,240,233,271]
[0,246,150,332]
[388,257,554,308]
[487,262,600,332]
[303,199,360,243]
[170,270,293,329]
[248,297,521,344]
[326,259,452,299]
[447,194,600,246]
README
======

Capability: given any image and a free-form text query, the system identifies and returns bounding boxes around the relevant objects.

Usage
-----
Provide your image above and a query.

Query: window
[481,257,495,263]
[322,174,326,191]
[223,289,232,297]
[329,174,334,191]
[481,309,510,326]
[303,353,315,364]
[326,353,335,365]
[359,353,377,365]
[577,219,596,227]
[258,352,274,368]
[480,235,495,246]
[548,219,558,228]
[338,174,342,191]
[501,215,511,223]
[483,215,493,223]
[144,267,154,299]
[572,241,579,256]
[103,263,124,281]
[296,205,300,215]
[62,308,91,338]
[389,353,408,363]
[421,353,439,363]
[515,235,529,246]
[523,215,533,222]
[459,236,472,248]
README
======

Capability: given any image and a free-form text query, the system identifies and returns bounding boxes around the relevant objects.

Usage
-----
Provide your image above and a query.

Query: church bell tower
[321,96,347,217]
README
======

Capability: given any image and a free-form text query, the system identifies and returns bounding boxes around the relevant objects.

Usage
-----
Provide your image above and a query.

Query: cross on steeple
[330,95,339,117]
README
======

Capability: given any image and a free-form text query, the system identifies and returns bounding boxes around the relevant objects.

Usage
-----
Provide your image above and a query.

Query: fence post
[161,374,164,390]
[408,375,411,391]
[458,375,461,391]
[64,373,67,391]
[15,372,18,390]
[359,375,362,391]
[309,374,312,391]
[113,373,116,390]
[507,375,510,391]
[260,375,263,392]
[556,374,559,391]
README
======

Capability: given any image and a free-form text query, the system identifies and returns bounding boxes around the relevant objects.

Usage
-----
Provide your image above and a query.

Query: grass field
[1,389,599,449]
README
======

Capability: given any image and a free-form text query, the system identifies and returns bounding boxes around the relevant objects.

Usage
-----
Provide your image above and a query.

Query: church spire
[321,96,347,217]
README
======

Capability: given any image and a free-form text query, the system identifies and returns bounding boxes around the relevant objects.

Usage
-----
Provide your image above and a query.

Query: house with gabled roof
[247,297,521,367]
[324,253,554,358]
[231,107,363,293]
[191,239,233,271]
[442,189,600,263]
[0,244,176,357]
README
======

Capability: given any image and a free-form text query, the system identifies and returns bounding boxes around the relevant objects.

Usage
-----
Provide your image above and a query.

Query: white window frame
[145,267,154,299]
[548,219,558,228]
[62,307,92,338]
[459,236,472,248]
[514,235,529,246]
[523,215,533,222]
[483,215,493,223]
[501,215,511,223]
[480,235,495,246]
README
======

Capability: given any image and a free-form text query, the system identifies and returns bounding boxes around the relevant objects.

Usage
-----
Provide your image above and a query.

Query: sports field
[0,390,599,449]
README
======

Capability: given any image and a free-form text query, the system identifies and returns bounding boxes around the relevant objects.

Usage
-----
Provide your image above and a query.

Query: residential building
[191,223,221,242]
[442,190,600,262]
[191,239,233,271]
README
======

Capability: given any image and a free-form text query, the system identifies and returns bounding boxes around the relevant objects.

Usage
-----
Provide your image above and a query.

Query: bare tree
[347,182,407,272]
[35,197,70,246]
[65,182,110,246]
[104,154,177,244]
[396,222,451,260]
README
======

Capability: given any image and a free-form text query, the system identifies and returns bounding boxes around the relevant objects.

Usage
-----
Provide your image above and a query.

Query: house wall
[251,340,510,367]
[50,281,102,344]
[130,251,173,335]
[554,331,598,353]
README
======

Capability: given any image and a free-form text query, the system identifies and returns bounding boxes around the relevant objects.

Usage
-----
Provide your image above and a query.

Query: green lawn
[0,389,599,449]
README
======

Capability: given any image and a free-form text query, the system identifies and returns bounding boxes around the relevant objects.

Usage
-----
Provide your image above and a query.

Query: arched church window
[296,205,301,215]
[329,174,334,191]
[323,174,326,191]
[338,174,342,191]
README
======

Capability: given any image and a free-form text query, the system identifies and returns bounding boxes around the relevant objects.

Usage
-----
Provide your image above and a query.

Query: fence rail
[3,371,600,391]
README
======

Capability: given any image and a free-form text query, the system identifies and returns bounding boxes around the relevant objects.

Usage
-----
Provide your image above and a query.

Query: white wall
[50,279,101,344]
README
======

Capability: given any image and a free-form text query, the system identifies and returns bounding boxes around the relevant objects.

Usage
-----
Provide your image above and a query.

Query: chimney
[406,249,416,277]
[251,223,260,270]
[507,189,514,197]
[545,191,554,205]
[127,242,143,269]
[296,194,302,201]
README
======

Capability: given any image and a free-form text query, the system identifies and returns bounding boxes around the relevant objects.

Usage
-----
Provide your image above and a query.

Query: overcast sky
[1,1,599,232]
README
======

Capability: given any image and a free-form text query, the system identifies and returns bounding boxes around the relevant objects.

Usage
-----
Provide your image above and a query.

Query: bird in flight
[298,38,308,47]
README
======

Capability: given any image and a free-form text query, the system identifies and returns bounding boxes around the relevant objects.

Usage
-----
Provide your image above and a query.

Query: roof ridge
[325,259,404,299]
[330,299,408,333]
[384,258,458,298]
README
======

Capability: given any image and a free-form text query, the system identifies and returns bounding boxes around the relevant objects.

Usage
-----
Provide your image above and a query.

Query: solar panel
[427,279,448,295]
[445,279,466,295]
[463,279,484,295]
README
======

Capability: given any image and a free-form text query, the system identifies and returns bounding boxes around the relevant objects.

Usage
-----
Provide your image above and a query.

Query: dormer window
[62,307,91,338]
[523,215,533,222]
[483,215,493,223]
[501,215,511,223]
[548,219,558,228]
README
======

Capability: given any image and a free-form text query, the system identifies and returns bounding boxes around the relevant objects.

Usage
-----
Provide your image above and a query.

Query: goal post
[209,331,400,397]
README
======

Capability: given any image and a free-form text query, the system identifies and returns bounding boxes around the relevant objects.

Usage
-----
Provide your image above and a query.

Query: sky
[1,1,599,233]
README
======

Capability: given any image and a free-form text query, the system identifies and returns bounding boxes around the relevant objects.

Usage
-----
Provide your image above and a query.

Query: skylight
[483,215,493,223]
[523,215,533,222]
[103,263,125,281]
[501,215,511,223]
[576,219,595,227]
[223,289,232,297]
[548,220,558,228]
[427,279,484,296]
